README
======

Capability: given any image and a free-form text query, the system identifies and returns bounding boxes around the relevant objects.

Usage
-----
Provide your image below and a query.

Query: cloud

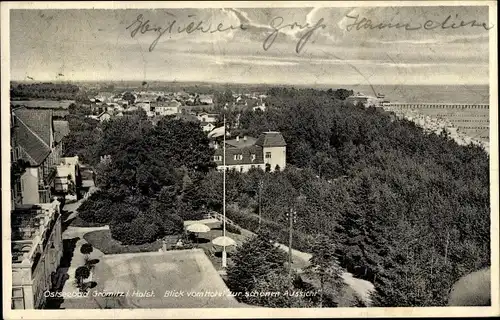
[210,56,298,66]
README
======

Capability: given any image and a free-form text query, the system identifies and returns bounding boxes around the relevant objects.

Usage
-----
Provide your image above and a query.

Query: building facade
[10,106,71,309]
[11,201,63,309]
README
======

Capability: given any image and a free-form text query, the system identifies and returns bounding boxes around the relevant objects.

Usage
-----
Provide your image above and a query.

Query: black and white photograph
[2,1,498,318]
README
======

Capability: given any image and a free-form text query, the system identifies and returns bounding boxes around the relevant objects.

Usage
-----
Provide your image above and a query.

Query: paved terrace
[62,250,243,309]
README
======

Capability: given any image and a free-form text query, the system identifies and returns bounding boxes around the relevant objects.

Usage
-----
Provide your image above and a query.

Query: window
[213,155,222,161]
[265,152,271,159]
[251,154,256,161]
[233,154,243,161]
[12,287,24,309]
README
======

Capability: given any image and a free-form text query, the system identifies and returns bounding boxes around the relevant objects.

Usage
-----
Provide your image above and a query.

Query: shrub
[109,222,131,244]
[75,266,90,291]
[176,202,204,221]
[80,243,93,258]
[226,206,314,252]
[110,214,161,245]
[226,232,287,302]
[77,192,114,224]
[163,214,184,235]
[226,223,241,235]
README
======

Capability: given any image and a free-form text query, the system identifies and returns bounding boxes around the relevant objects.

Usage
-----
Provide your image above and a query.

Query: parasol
[186,223,210,233]
[211,236,236,247]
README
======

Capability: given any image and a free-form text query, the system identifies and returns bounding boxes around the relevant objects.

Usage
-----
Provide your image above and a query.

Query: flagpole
[222,108,227,268]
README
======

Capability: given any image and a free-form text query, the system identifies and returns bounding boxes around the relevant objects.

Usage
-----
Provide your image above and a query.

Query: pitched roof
[214,145,264,166]
[225,136,258,149]
[53,120,70,143]
[255,132,287,147]
[13,117,51,166]
[13,108,53,146]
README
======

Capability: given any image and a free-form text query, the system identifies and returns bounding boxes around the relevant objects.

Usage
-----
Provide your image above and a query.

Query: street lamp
[258,180,263,231]
[286,208,297,279]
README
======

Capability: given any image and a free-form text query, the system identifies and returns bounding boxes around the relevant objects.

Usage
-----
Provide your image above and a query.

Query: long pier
[380,102,490,153]
[381,102,489,110]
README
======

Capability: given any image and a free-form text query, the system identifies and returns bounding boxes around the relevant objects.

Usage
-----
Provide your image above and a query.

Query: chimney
[243,136,247,142]
[236,136,240,142]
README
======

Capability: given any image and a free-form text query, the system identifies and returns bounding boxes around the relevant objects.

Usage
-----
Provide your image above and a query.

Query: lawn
[83,229,169,254]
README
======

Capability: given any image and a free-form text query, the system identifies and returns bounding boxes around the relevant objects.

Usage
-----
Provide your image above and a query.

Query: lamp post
[222,107,227,269]
[258,180,263,231]
[286,207,297,279]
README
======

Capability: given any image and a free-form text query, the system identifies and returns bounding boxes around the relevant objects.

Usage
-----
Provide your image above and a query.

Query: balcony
[43,167,57,186]
[38,189,51,204]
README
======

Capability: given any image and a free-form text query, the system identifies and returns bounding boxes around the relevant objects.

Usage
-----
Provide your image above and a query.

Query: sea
[334,85,490,104]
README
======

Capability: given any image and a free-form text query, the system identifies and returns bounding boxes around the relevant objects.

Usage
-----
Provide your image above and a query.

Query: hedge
[225,206,315,252]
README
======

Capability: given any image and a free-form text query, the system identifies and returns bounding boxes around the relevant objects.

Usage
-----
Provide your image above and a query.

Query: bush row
[225,206,315,252]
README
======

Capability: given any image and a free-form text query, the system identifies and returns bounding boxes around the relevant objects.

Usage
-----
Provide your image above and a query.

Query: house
[197,112,218,124]
[212,132,286,173]
[199,94,213,105]
[97,111,111,122]
[201,122,215,132]
[154,100,181,116]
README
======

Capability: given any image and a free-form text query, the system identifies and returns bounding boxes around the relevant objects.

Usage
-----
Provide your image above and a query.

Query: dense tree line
[212,87,490,307]
[10,83,80,100]
[62,114,102,166]
[77,114,215,244]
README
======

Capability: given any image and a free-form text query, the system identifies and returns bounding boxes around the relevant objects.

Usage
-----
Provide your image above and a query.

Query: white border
[1,1,498,319]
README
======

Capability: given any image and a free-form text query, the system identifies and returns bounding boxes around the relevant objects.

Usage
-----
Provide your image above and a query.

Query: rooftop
[255,132,287,147]
[12,108,52,166]
[214,145,264,166]
[13,107,53,146]
[53,120,70,143]
[225,136,258,149]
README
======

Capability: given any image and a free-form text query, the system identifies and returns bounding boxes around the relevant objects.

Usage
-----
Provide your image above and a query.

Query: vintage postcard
[1,1,498,319]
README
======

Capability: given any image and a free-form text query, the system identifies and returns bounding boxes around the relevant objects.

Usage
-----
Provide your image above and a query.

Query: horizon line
[9,79,490,87]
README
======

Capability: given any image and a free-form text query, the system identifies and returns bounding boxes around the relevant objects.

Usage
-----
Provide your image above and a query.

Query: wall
[157,106,178,116]
[217,163,266,173]
[262,146,286,172]
[21,168,39,204]
[11,203,62,309]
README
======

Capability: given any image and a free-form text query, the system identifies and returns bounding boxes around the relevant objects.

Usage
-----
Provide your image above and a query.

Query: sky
[9,5,492,85]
